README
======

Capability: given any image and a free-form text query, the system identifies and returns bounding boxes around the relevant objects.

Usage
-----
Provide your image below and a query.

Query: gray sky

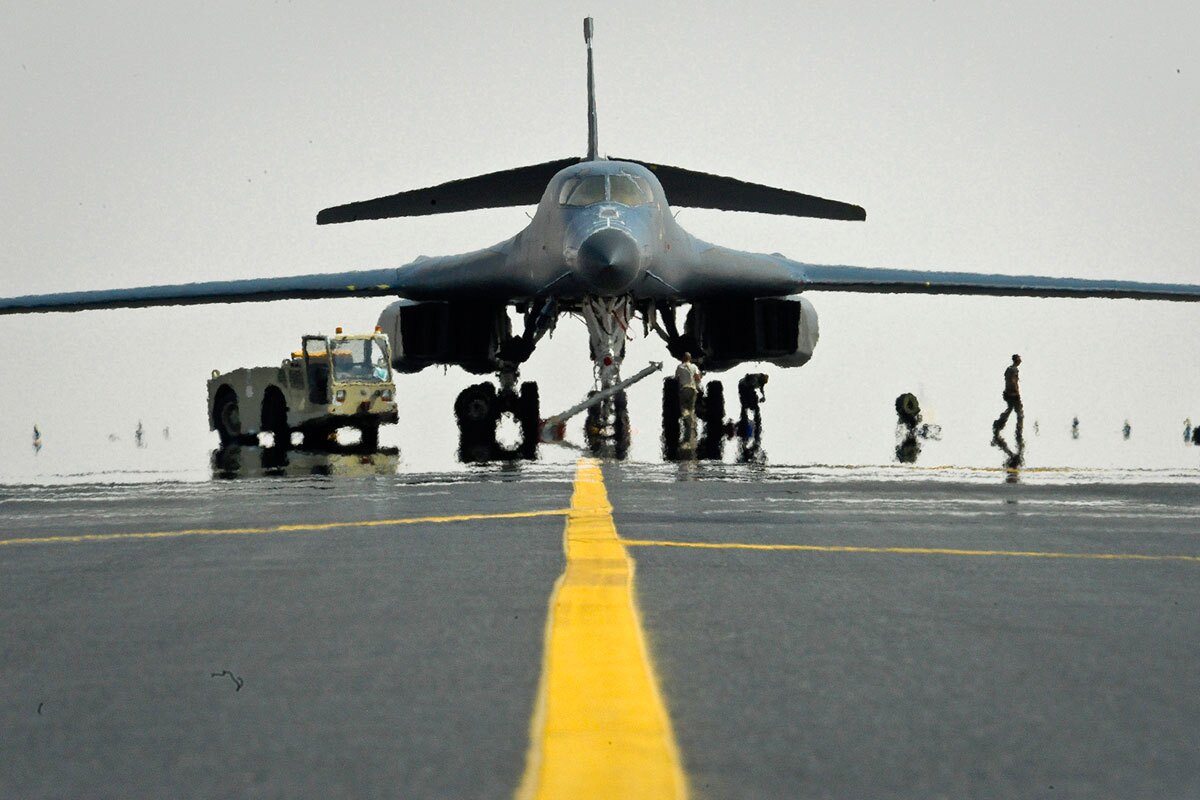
[2,1,1197,479]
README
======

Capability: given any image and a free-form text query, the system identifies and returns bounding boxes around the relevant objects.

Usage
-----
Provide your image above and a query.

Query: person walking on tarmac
[992,354,1024,445]
[738,373,768,436]
[675,352,702,438]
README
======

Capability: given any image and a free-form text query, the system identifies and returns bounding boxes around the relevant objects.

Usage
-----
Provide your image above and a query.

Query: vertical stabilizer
[584,17,600,161]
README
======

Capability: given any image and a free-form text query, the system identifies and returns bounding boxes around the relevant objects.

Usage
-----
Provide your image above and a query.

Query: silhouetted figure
[33,424,42,454]
[737,373,768,439]
[1071,416,1080,439]
[738,373,768,412]
[892,393,942,464]
[135,420,145,448]
[895,392,923,463]
[1185,418,1193,444]
[1122,420,1131,440]
[992,354,1023,445]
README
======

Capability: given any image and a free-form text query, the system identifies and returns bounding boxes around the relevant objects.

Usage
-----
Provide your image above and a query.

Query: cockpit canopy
[559,173,654,207]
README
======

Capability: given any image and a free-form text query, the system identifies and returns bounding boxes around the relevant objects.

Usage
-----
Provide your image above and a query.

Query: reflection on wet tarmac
[211,444,399,479]
[992,434,1025,483]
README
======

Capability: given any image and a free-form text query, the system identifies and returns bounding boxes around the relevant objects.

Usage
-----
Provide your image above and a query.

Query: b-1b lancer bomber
[3,18,1199,458]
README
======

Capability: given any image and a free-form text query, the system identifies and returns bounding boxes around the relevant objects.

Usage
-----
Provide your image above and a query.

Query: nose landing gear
[584,389,631,458]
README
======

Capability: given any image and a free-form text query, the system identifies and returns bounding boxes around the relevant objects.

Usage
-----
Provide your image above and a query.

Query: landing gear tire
[456,383,499,462]
[581,388,629,457]
[613,391,630,459]
[698,380,725,460]
[519,382,540,460]
[455,383,498,432]
[584,390,603,453]
[662,377,681,460]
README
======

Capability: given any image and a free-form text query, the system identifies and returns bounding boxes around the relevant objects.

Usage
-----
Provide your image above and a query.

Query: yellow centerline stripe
[620,539,1200,563]
[0,509,571,548]
[517,459,688,800]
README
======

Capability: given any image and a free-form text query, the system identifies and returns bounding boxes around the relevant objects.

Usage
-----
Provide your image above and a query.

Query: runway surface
[2,458,1199,798]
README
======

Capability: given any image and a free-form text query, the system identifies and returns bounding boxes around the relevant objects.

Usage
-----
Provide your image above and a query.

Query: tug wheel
[261,388,290,449]
[214,388,241,446]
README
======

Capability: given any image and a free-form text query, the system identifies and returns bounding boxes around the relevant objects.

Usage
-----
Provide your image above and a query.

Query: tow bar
[540,361,663,442]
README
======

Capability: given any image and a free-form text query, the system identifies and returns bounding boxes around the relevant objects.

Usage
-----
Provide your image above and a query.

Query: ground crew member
[738,373,768,411]
[992,354,1023,444]
[675,352,702,427]
[738,373,768,435]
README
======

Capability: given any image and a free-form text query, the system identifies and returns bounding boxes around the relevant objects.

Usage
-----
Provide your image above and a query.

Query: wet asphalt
[2,462,1199,798]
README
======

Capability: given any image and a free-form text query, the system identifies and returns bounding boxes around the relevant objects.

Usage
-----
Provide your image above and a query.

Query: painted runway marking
[0,509,571,548]
[517,459,688,800]
[620,539,1200,563]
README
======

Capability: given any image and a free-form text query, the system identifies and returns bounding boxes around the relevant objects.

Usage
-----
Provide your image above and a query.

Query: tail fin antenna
[584,17,600,161]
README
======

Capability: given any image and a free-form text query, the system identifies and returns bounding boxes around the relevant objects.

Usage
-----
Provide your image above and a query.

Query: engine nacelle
[683,294,818,372]
[377,300,511,375]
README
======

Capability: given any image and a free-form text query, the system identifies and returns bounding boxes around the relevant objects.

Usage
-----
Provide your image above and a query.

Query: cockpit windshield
[559,173,653,207]
[331,336,390,383]
[560,176,608,207]
[609,175,653,206]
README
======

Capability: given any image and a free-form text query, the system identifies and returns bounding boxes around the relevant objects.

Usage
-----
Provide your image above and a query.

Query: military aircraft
[3,18,1200,459]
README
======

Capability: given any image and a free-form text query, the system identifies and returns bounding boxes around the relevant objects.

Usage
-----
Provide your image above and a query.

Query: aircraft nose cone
[576,228,641,294]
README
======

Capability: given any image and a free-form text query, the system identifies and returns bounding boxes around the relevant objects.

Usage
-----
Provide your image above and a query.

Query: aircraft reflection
[212,444,399,479]
[457,430,540,464]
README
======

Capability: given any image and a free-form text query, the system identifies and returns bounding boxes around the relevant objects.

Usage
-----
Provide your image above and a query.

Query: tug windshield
[331,337,390,383]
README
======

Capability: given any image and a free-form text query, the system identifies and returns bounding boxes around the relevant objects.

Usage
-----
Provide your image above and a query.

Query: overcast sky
[2,1,1197,480]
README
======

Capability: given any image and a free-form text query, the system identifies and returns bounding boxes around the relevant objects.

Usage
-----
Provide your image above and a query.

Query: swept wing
[790,261,1200,302]
[644,241,1200,302]
[0,240,534,315]
[6,247,1200,315]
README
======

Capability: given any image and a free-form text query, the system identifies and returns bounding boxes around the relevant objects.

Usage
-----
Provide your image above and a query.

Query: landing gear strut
[579,296,635,455]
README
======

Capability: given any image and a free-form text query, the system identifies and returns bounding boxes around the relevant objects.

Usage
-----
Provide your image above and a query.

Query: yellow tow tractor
[207,327,398,449]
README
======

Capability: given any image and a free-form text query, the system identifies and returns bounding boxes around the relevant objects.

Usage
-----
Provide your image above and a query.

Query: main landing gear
[454,377,540,463]
[661,377,725,461]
